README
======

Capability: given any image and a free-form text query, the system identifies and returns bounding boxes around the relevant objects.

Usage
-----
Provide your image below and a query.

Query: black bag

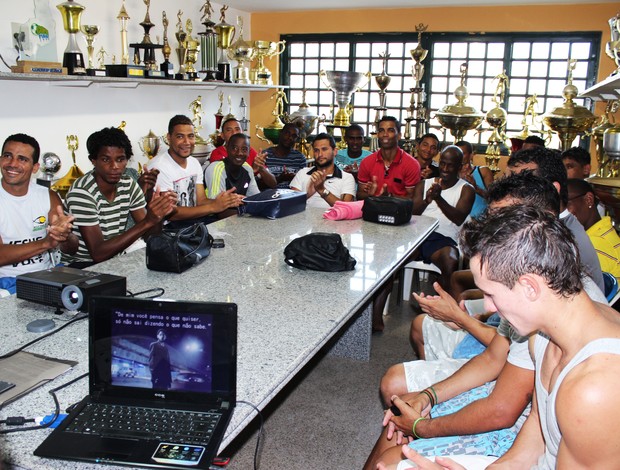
[146,223,213,273]
[362,196,413,225]
[239,189,307,219]
[284,233,356,272]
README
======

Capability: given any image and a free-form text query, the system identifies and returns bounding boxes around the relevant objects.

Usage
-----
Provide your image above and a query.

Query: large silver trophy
[320,70,371,128]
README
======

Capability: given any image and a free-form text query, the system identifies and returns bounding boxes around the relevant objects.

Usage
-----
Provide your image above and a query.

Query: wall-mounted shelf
[580,73,620,101]
[0,72,280,91]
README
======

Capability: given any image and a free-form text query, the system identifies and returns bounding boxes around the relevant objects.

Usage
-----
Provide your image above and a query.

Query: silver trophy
[319,70,371,127]
[36,152,62,188]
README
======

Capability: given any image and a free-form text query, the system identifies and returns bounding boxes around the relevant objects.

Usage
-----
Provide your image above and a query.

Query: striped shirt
[264,147,307,189]
[64,171,146,263]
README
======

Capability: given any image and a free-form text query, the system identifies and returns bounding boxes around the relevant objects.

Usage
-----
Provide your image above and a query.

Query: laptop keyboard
[64,403,221,446]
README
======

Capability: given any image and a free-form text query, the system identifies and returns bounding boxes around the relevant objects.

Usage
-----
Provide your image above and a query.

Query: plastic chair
[400,260,441,301]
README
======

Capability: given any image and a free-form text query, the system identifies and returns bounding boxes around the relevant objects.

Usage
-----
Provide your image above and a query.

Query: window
[280,32,600,150]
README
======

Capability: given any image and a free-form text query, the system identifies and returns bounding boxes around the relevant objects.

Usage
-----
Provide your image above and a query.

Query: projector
[16,266,126,311]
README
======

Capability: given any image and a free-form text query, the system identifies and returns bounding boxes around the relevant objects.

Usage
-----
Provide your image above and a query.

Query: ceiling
[225,0,614,12]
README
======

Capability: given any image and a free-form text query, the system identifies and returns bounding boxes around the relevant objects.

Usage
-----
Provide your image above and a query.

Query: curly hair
[86,127,133,161]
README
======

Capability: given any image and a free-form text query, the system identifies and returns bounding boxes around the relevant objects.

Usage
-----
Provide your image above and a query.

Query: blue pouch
[239,189,306,219]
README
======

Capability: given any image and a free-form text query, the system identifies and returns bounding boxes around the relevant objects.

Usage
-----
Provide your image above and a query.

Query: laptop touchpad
[89,437,140,457]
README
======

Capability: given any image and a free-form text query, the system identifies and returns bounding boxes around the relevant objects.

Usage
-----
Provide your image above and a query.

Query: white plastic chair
[400,260,441,301]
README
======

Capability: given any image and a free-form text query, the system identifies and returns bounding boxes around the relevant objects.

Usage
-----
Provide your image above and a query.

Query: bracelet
[420,389,435,408]
[429,385,439,404]
[412,417,428,439]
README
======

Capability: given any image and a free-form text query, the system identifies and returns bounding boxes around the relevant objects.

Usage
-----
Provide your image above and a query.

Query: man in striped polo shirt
[64,127,177,268]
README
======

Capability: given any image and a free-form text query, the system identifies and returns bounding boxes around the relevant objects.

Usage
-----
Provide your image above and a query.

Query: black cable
[0,313,87,360]
[237,401,264,470]
[0,372,88,434]
[128,287,165,299]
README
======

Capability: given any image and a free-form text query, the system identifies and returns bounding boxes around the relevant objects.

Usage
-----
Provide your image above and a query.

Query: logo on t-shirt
[173,175,197,207]
[32,215,47,232]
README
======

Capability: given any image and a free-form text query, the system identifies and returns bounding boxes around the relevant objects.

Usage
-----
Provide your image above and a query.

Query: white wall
[0,0,253,173]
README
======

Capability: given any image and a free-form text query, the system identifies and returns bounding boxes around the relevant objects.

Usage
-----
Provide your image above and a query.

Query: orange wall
[249,3,619,157]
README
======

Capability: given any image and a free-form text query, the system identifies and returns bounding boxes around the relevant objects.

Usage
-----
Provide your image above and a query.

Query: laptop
[35,296,237,469]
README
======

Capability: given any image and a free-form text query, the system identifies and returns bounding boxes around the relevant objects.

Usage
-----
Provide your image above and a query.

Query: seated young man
[334,124,372,179]
[0,133,78,291]
[64,127,177,267]
[204,133,275,218]
[412,145,475,294]
[290,133,355,208]
[383,205,620,470]
[263,123,307,189]
[147,115,245,227]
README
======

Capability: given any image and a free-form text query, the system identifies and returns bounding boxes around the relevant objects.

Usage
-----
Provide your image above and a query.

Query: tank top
[422,178,468,241]
[532,334,620,469]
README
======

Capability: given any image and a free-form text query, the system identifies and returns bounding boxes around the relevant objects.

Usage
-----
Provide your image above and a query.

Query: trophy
[284,90,323,158]
[106,1,146,77]
[81,24,104,76]
[605,13,620,76]
[239,97,249,131]
[215,6,235,83]
[117,1,130,65]
[591,100,619,177]
[320,69,371,128]
[174,10,188,80]
[251,40,286,85]
[129,0,164,78]
[257,88,286,145]
[56,0,86,75]
[483,71,510,174]
[543,59,596,151]
[138,130,161,170]
[403,24,429,152]
[183,20,200,80]
[228,17,254,84]
[198,1,218,81]
[215,91,225,130]
[371,51,391,152]
[436,63,484,142]
[36,152,62,188]
[160,12,173,78]
[52,135,85,199]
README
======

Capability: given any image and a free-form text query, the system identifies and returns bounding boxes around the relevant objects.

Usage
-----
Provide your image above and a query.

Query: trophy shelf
[0,71,282,92]
[580,73,620,101]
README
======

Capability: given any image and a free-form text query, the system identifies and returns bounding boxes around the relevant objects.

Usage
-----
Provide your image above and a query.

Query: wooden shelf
[0,71,280,91]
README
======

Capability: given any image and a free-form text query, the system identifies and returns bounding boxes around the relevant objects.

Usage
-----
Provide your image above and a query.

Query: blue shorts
[418,232,457,264]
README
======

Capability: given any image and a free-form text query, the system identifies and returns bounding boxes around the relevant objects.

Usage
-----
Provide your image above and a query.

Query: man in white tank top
[0,134,78,286]
[412,146,475,294]
[386,205,620,470]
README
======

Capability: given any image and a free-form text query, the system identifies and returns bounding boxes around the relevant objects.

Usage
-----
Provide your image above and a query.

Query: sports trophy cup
[403,24,430,152]
[174,11,188,80]
[198,1,218,81]
[251,40,286,85]
[56,0,86,75]
[369,52,392,152]
[160,11,173,78]
[81,24,103,76]
[129,0,164,78]
[183,20,201,80]
[320,69,371,128]
[256,89,286,145]
[52,135,85,199]
[228,17,254,84]
[284,90,323,158]
[483,71,509,174]
[543,59,596,151]
[215,5,235,82]
[36,153,62,188]
[605,13,620,76]
[436,63,484,142]
[138,130,161,161]
[591,100,619,177]
[118,1,130,65]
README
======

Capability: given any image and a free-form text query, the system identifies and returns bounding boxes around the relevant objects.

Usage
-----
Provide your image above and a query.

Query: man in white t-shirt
[290,133,355,209]
[0,133,77,288]
[147,115,245,227]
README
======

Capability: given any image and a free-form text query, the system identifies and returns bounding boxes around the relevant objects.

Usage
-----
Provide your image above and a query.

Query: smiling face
[0,141,38,195]
[438,148,463,185]
[225,134,250,168]
[167,124,196,163]
[91,146,128,186]
[417,136,439,162]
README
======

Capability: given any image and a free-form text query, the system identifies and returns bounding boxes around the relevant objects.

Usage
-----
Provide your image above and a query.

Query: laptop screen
[89,297,237,406]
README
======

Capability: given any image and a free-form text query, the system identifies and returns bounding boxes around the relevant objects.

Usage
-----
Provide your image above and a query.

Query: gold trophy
[251,40,286,85]
[436,63,484,142]
[129,0,164,78]
[81,24,102,75]
[215,6,235,83]
[52,135,85,199]
[174,10,188,79]
[117,1,130,65]
[591,100,619,177]
[228,17,254,84]
[138,130,161,160]
[56,0,86,75]
[605,13,620,76]
[256,88,286,145]
[320,69,371,128]
[184,19,200,80]
[160,11,173,78]
[483,71,509,174]
[543,59,596,151]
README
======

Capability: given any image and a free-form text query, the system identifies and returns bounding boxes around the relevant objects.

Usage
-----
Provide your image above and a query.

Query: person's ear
[583,164,591,178]
[517,274,541,301]
[552,181,561,195]
[585,191,596,209]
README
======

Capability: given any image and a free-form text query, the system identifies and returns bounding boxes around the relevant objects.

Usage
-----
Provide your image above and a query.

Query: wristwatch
[321,189,330,198]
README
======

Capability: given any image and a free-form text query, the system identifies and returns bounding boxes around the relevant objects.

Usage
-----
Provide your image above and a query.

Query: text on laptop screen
[110,309,215,393]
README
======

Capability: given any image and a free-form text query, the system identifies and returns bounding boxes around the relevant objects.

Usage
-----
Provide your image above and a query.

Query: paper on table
[0,351,77,408]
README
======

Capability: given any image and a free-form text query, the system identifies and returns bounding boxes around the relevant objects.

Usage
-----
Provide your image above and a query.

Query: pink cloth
[322,200,365,220]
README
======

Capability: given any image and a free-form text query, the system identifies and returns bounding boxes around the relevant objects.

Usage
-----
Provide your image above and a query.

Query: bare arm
[252,150,277,189]
[168,185,244,221]
[79,191,176,264]
[411,181,427,215]
[432,184,475,226]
